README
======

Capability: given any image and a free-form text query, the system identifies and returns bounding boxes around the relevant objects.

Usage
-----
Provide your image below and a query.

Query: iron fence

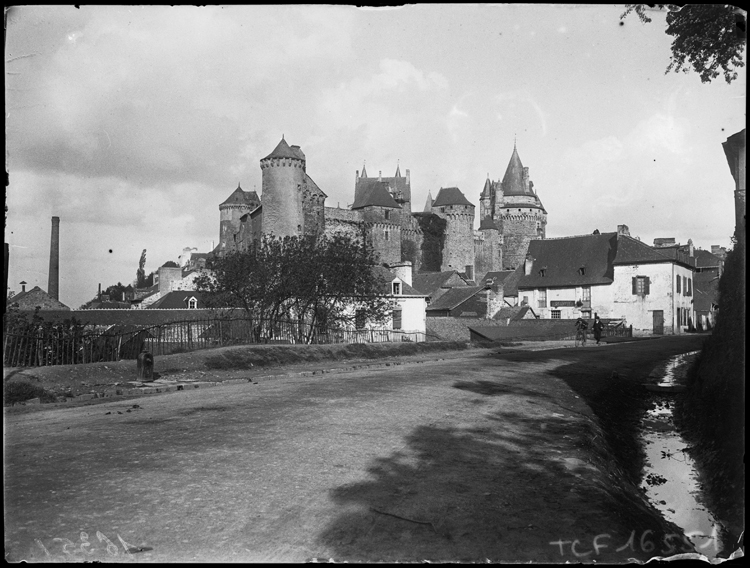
[3,316,429,368]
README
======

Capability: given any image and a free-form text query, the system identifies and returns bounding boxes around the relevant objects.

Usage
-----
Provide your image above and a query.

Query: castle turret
[430,187,475,274]
[260,137,307,238]
[219,183,260,252]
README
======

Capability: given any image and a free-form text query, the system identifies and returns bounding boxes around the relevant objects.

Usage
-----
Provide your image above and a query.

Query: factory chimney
[48,216,60,300]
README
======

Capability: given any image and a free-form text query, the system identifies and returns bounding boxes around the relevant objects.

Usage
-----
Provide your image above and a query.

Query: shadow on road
[316,413,668,562]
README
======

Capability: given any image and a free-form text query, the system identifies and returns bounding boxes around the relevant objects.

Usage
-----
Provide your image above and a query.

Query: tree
[136,249,147,288]
[195,232,392,343]
[621,4,746,84]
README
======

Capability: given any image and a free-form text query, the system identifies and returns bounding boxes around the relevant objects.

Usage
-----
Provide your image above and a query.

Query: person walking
[575,316,588,347]
[593,313,604,345]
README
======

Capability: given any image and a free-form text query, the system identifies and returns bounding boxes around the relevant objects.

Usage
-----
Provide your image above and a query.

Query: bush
[4,381,57,405]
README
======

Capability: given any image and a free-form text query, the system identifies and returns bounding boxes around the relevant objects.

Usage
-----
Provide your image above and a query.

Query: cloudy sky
[5,4,746,309]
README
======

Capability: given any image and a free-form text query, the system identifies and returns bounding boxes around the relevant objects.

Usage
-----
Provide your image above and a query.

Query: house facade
[517,227,696,335]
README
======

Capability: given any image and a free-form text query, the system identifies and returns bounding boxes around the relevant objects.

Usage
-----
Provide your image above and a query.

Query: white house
[516,228,697,335]
[347,263,427,340]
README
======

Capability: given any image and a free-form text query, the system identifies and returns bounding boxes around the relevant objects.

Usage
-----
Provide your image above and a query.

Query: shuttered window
[392,309,402,330]
[676,275,681,293]
[632,276,650,296]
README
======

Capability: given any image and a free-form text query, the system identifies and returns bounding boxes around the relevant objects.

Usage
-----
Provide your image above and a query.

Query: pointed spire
[423,190,434,213]
[501,143,527,195]
[361,161,368,178]
[395,160,401,178]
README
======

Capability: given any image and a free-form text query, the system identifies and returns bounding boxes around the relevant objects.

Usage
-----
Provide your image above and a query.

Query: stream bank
[641,351,743,561]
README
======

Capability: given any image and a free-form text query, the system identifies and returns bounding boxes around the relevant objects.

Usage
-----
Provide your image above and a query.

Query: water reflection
[639,351,724,559]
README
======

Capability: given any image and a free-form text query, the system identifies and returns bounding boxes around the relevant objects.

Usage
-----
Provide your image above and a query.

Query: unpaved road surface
[4,336,706,563]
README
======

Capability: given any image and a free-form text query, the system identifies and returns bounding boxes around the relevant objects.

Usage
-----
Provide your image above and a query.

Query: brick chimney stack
[48,216,60,300]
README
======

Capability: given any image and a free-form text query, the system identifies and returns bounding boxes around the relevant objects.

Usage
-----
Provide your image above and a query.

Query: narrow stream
[639,351,725,559]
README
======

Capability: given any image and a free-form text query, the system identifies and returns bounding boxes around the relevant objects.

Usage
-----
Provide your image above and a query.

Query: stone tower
[260,137,308,238]
[219,184,260,253]
[482,143,547,270]
[430,187,476,278]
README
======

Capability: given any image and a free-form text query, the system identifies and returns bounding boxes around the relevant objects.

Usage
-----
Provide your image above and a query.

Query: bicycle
[575,329,587,347]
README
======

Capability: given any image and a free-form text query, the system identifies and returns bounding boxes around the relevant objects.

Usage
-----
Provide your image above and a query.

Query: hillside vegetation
[677,238,745,543]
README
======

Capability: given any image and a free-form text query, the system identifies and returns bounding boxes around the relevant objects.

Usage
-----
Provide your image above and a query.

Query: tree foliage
[195,232,392,342]
[136,249,147,288]
[414,213,447,272]
[621,4,746,84]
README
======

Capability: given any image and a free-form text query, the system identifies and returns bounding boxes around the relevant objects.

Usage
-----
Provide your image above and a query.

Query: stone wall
[439,206,475,274]
[260,155,305,237]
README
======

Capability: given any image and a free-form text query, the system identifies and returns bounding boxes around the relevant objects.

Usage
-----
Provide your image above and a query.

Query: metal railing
[3,316,429,368]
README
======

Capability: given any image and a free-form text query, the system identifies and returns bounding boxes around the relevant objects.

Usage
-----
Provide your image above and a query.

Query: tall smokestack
[48,216,60,300]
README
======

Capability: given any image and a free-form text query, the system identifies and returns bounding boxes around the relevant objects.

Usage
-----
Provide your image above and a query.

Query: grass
[4,381,58,405]
[203,341,469,371]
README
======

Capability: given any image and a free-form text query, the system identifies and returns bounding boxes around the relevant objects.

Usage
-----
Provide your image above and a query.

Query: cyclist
[575,316,588,346]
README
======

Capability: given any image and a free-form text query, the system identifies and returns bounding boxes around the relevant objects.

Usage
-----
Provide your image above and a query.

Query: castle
[217,137,547,278]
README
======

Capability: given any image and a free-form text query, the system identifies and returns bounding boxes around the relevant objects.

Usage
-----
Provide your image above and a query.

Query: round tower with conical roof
[430,186,476,277]
[219,183,260,253]
[484,143,547,270]
[260,137,307,238]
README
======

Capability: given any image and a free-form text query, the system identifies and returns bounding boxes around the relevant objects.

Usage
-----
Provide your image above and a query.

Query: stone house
[516,227,697,335]
[411,270,470,304]
[7,285,70,311]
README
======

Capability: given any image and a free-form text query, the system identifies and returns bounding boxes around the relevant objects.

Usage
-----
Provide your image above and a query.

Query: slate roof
[480,270,516,286]
[613,235,696,268]
[262,138,304,161]
[371,266,425,296]
[148,291,207,309]
[693,249,723,268]
[411,271,464,296]
[7,286,71,310]
[220,184,260,207]
[501,145,531,196]
[517,232,698,291]
[493,305,537,321]
[518,233,618,289]
[431,187,474,208]
[351,182,401,209]
[500,266,523,297]
[305,173,327,199]
[426,286,483,311]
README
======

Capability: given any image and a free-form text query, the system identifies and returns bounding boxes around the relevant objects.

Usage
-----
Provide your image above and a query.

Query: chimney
[98,283,102,299]
[465,265,474,281]
[20,280,27,293]
[687,239,694,257]
[524,254,534,276]
[390,261,413,287]
[48,216,60,300]
[406,169,410,186]
[378,171,382,181]
[617,224,630,236]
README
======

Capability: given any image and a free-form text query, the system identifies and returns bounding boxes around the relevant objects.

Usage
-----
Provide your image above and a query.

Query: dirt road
[4,335,706,563]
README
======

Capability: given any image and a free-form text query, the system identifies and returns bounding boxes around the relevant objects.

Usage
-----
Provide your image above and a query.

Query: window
[392,281,401,295]
[632,276,650,296]
[581,309,592,319]
[187,297,198,309]
[538,289,547,308]
[582,286,591,302]
[384,210,390,220]
[683,275,687,294]
[676,274,681,293]
[522,295,529,306]
[384,230,390,241]
[392,309,402,330]
[578,266,586,276]
[687,277,692,296]
[551,310,561,319]
[539,268,546,277]
[355,309,366,330]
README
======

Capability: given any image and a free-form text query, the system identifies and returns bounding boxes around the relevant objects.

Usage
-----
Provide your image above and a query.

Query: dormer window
[539,268,547,277]
[392,281,401,295]
[187,296,198,309]
[578,266,586,276]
